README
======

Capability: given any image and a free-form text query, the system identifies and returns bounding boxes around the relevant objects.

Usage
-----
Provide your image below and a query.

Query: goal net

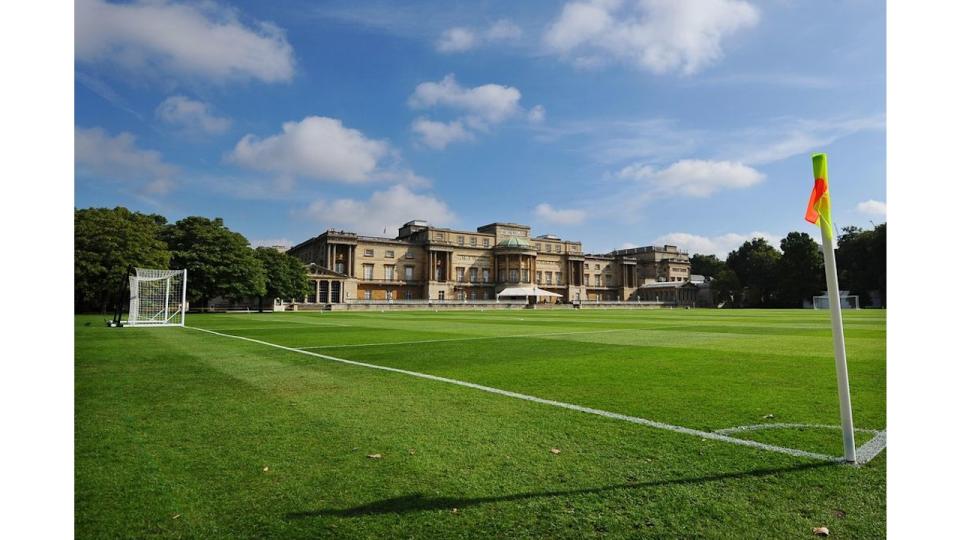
[812,295,860,310]
[126,268,187,327]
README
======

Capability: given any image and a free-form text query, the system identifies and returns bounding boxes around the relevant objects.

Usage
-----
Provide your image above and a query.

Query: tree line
[689,223,886,308]
[75,207,310,313]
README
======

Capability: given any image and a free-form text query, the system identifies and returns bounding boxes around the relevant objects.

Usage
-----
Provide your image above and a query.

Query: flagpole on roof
[807,153,857,463]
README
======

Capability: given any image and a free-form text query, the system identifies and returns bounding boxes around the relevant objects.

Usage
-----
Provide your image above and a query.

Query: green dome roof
[496,237,532,248]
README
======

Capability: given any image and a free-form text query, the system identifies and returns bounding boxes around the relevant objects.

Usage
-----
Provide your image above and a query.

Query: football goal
[812,294,860,310]
[126,268,187,327]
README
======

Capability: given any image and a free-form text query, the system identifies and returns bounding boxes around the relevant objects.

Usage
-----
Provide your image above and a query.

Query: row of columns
[494,253,537,283]
[429,250,452,282]
[310,279,342,303]
[326,243,356,277]
[567,260,585,286]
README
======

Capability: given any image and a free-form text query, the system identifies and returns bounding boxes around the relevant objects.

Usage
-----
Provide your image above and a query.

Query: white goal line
[187,326,885,465]
[298,329,629,350]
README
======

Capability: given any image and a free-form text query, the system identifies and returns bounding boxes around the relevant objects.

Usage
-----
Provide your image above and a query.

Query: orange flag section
[806,153,833,239]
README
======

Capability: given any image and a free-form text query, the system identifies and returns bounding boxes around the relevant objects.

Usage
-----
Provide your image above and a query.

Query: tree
[254,247,310,311]
[712,268,742,308]
[75,207,170,313]
[777,232,825,307]
[689,254,727,279]
[837,223,886,306]
[161,217,266,307]
[726,238,781,307]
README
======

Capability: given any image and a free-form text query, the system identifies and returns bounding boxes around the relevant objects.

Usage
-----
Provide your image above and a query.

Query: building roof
[496,236,533,249]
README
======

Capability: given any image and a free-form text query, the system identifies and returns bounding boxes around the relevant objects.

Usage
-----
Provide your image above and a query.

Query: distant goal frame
[812,294,860,310]
[125,268,188,327]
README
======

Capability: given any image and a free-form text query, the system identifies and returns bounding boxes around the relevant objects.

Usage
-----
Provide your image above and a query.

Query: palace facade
[287,220,695,305]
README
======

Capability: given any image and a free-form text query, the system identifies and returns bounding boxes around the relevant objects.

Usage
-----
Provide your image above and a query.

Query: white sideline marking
[187,326,857,463]
[715,423,886,465]
[298,329,628,350]
[221,315,351,327]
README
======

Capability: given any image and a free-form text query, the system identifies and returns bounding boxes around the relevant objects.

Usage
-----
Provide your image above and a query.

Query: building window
[385,250,395,258]
[482,268,490,282]
[404,265,414,280]
[458,235,464,246]
[595,264,600,270]
[546,244,552,253]
[363,290,372,300]
[384,265,395,281]
[364,249,374,257]
[522,269,529,282]
[510,269,519,282]
[456,267,465,282]
[438,291,445,301]
[483,238,489,247]
[470,237,477,246]
[405,252,414,259]
[546,272,552,285]
[536,243,542,251]
[536,271,542,284]
[405,290,414,300]
[557,272,563,284]
[363,264,374,279]
[606,274,612,284]
[595,275,601,286]
[335,262,345,274]
[470,268,478,282]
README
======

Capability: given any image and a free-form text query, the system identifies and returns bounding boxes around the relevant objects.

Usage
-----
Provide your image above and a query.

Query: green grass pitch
[75,308,886,538]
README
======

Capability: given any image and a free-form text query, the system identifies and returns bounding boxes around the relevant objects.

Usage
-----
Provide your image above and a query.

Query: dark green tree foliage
[777,232,825,307]
[837,223,886,306]
[726,238,781,307]
[75,207,171,313]
[162,217,266,306]
[712,268,742,308]
[689,254,727,278]
[254,247,310,311]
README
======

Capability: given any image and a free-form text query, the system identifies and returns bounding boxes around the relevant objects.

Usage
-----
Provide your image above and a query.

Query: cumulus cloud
[75,0,295,83]
[528,105,546,123]
[618,159,764,197]
[409,74,532,148]
[436,19,523,53]
[411,118,473,150]
[653,231,781,257]
[75,127,178,194]
[302,185,456,236]
[856,199,886,217]
[534,203,586,225]
[227,116,394,183]
[436,27,478,52]
[543,0,759,74]
[155,96,231,134]
[409,74,522,127]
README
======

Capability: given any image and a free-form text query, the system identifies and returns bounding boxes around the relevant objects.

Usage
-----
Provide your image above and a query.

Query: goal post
[812,294,859,310]
[126,268,188,327]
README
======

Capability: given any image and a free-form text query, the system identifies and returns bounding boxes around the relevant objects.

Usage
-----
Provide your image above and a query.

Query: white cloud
[436,27,478,52]
[75,127,178,194]
[436,19,523,53]
[543,0,759,74]
[156,96,231,134]
[856,199,886,217]
[618,159,764,197]
[528,105,546,123]
[653,231,780,257]
[75,0,295,83]
[411,118,473,149]
[534,203,586,225]
[731,116,886,165]
[227,116,393,183]
[486,19,524,41]
[409,74,522,127]
[302,185,456,236]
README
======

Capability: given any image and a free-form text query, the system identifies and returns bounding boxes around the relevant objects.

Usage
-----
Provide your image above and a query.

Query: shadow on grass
[286,461,837,519]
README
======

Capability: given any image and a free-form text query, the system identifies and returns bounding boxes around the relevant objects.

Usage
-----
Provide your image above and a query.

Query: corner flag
[807,153,857,463]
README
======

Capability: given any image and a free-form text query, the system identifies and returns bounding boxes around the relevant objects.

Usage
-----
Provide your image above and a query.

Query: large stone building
[287,220,696,305]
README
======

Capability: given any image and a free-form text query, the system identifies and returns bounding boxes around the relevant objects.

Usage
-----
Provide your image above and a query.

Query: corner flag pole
[806,153,857,463]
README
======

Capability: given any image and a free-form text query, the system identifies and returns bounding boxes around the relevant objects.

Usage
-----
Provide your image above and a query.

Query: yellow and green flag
[805,153,832,239]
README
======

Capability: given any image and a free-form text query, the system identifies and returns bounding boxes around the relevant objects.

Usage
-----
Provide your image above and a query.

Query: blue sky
[74,0,885,256]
